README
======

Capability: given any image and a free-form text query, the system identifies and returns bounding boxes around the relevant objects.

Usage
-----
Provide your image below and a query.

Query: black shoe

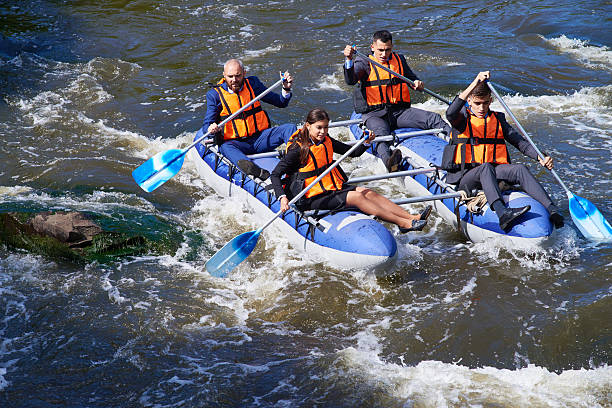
[259,168,270,181]
[419,205,432,221]
[548,205,564,229]
[399,219,427,233]
[498,205,531,231]
[384,149,403,173]
[237,160,270,181]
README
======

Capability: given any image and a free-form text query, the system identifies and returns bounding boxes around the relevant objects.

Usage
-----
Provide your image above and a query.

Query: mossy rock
[0,211,177,263]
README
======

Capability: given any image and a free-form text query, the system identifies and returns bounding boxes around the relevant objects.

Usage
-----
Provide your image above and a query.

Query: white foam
[0,186,157,218]
[0,253,56,279]
[101,272,129,304]
[15,89,71,126]
[239,24,255,38]
[220,5,240,19]
[0,367,7,391]
[414,85,612,159]
[0,185,34,196]
[113,339,147,370]
[304,73,345,92]
[189,6,205,17]
[492,85,612,126]
[243,45,282,59]
[336,345,612,407]
[10,56,140,128]
[544,34,612,69]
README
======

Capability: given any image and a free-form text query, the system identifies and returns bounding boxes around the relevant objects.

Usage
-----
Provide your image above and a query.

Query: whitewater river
[1,1,611,407]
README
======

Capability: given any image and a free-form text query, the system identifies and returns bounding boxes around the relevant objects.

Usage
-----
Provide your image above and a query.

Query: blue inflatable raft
[349,113,553,244]
[189,128,398,269]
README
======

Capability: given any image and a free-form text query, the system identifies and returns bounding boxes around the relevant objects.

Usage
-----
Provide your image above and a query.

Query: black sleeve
[497,112,539,160]
[343,55,369,85]
[445,95,468,133]
[270,145,302,198]
[330,137,369,157]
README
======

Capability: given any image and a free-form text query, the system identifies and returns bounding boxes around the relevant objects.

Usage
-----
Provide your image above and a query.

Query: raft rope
[204,145,326,235]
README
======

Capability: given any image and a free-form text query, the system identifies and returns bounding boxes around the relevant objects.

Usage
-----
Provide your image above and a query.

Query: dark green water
[1,1,611,407]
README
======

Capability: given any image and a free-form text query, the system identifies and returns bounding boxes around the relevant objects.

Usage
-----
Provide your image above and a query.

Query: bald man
[202,59,296,180]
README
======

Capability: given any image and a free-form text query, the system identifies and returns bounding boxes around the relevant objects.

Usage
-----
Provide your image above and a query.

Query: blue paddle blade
[205,230,261,278]
[132,148,186,192]
[568,192,612,241]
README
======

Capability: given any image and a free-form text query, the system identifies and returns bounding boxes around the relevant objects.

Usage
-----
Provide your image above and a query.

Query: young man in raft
[443,71,564,231]
[270,108,431,233]
[343,30,452,172]
[203,59,296,180]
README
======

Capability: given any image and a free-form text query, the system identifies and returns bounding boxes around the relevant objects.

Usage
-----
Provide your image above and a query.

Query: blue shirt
[202,76,292,132]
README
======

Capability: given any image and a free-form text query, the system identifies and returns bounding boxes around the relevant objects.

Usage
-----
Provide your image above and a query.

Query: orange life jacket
[213,77,270,140]
[451,111,510,166]
[286,131,346,199]
[355,52,412,113]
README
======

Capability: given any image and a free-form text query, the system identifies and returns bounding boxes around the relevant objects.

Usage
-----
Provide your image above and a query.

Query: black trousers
[363,107,452,161]
[458,162,553,210]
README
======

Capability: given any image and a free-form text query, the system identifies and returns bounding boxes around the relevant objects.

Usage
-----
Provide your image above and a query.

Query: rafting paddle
[487,81,612,241]
[132,77,285,192]
[352,48,451,105]
[205,136,371,277]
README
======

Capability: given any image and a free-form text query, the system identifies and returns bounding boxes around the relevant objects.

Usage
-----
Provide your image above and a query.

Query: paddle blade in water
[205,230,261,278]
[568,192,612,241]
[132,148,186,192]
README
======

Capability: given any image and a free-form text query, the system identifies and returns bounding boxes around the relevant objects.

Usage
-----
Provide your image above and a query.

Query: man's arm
[202,88,222,133]
[343,54,370,85]
[248,76,291,108]
[445,96,468,133]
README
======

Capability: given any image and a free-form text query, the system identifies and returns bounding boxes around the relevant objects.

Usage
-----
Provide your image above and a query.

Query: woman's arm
[329,131,374,156]
[270,145,302,212]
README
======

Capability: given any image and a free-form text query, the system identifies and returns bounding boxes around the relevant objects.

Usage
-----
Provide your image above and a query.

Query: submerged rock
[30,211,103,248]
[0,211,173,262]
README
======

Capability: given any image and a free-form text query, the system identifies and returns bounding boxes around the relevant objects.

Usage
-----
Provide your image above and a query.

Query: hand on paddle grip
[280,71,293,91]
[412,80,424,91]
[280,196,290,213]
[476,71,490,83]
[538,155,554,170]
[343,45,356,60]
[362,128,375,145]
[208,123,222,134]
[208,123,224,145]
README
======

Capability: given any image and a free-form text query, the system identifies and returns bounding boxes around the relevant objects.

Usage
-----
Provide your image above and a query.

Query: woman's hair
[292,108,330,164]
[469,81,492,99]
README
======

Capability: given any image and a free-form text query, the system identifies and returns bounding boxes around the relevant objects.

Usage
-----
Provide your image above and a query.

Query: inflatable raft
[189,128,398,270]
[349,113,553,244]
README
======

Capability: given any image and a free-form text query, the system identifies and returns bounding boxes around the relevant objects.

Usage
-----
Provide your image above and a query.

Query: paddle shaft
[258,137,368,233]
[347,167,436,184]
[486,81,571,195]
[353,49,451,105]
[247,128,442,159]
[327,118,363,128]
[186,77,285,152]
[392,192,462,205]
[344,128,443,145]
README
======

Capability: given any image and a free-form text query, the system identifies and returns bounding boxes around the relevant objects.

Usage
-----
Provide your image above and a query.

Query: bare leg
[346,187,419,229]
[360,188,420,220]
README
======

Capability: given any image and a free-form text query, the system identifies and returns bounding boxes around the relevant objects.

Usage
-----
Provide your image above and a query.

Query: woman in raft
[270,107,431,233]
